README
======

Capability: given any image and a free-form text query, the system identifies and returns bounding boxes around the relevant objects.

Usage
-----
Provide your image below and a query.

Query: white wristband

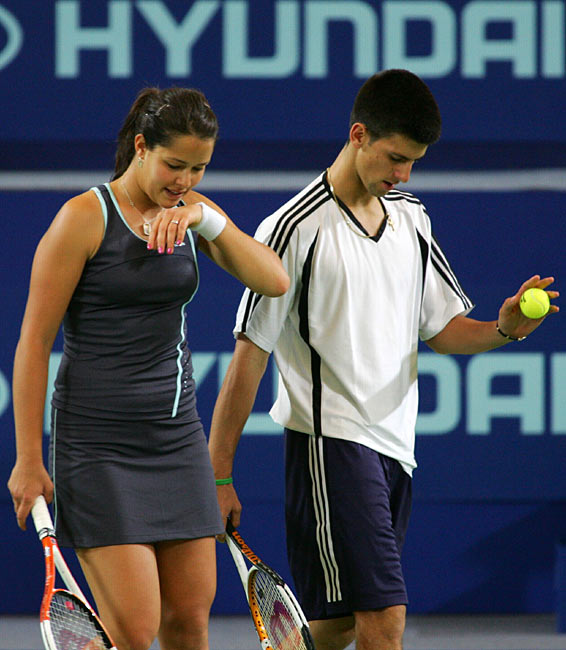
[193,202,227,241]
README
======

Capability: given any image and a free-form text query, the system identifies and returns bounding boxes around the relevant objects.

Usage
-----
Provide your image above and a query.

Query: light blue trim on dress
[90,185,109,233]
[93,183,199,419]
[171,232,200,418]
[103,182,148,241]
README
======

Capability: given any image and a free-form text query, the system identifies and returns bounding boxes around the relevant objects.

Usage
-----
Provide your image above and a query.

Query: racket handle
[31,495,55,537]
[32,496,88,601]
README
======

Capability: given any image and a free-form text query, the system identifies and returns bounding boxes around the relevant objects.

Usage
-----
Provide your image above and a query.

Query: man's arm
[427,275,559,355]
[426,315,513,354]
[208,334,271,528]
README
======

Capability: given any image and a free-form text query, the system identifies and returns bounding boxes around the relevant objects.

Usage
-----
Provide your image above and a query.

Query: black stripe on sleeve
[416,229,429,301]
[431,235,473,309]
[386,191,472,310]
[271,187,328,256]
[382,189,422,207]
[240,182,330,332]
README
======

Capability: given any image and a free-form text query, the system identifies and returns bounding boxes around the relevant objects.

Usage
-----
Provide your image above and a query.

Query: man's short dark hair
[350,69,442,145]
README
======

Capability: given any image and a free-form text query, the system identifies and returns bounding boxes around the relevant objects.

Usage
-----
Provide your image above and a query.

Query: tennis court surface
[2,613,565,650]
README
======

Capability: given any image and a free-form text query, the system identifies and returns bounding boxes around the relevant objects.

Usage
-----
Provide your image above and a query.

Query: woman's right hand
[7,460,53,531]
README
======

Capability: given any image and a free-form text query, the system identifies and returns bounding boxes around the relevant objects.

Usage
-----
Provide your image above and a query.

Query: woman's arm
[7,191,103,529]
[146,192,290,297]
[200,217,290,296]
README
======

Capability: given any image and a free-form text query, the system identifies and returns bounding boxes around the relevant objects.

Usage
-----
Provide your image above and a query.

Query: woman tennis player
[8,86,289,650]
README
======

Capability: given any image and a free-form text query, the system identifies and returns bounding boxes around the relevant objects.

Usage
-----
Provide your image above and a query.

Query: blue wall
[1,0,565,619]
[2,187,565,616]
[1,0,566,171]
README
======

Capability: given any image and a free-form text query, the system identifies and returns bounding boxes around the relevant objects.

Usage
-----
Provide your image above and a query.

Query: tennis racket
[31,495,116,650]
[225,520,315,650]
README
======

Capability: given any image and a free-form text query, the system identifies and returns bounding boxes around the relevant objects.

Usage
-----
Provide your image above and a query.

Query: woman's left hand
[146,204,203,254]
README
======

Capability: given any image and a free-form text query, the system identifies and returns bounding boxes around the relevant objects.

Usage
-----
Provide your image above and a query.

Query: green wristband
[215,477,233,486]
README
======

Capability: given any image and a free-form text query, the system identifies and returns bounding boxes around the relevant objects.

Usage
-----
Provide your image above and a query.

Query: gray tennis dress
[50,183,223,548]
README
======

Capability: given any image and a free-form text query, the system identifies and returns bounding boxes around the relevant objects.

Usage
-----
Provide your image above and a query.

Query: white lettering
[383,1,456,77]
[0,6,23,71]
[192,352,217,386]
[223,1,300,78]
[304,1,377,78]
[56,0,132,78]
[38,351,559,437]
[542,1,565,77]
[467,353,544,434]
[0,369,10,420]
[462,1,536,78]
[136,1,219,77]
[416,355,461,434]
[50,0,566,80]
[192,352,282,435]
[551,353,566,434]
[217,352,282,434]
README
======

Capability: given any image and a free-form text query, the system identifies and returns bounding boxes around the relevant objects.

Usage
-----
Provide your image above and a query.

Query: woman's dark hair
[350,69,441,145]
[112,87,219,179]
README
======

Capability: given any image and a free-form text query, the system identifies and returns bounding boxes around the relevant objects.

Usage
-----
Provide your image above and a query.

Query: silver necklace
[120,180,158,236]
[326,168,394,236]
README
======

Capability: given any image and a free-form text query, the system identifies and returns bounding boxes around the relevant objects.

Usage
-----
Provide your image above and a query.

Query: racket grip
[31,495,55,536]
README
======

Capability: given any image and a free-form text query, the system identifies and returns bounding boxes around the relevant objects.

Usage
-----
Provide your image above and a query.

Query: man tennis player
[208,69,559,649]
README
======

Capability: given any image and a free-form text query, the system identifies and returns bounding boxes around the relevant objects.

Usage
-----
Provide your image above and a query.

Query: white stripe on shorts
[308,436,342,602]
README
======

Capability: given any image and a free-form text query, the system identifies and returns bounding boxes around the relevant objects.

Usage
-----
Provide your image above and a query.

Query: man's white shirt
[235,172,472,475]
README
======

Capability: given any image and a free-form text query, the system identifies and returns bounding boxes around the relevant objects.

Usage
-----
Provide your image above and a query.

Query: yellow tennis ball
[520,288,550,319]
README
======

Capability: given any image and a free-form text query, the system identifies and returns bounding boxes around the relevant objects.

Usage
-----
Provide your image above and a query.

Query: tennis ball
[520,288,550,319]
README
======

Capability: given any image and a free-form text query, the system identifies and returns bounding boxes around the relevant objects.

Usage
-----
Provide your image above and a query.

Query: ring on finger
[170,219,180,225]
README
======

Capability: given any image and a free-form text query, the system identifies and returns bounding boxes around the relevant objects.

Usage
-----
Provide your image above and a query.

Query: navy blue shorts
[284,429,412,620]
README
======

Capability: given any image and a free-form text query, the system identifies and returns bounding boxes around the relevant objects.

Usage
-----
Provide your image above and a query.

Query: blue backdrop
[1,188,564,616]
[1,0,566,170]
[1,0,565,621]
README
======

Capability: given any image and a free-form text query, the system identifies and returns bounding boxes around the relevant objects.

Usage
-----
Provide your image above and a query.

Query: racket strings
[49,592,109,650]
[251,571,307,650]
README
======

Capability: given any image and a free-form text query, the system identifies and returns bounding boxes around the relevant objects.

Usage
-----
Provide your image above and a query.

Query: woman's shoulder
[59,187,104,219]
[47,188,106,257]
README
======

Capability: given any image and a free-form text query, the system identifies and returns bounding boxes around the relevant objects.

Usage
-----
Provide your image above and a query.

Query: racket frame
[31,495,116,650]
[225,521,315,650]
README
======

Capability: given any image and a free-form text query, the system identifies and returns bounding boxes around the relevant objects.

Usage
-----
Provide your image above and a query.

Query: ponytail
[112,88,160,180]
[112,86,218,180]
